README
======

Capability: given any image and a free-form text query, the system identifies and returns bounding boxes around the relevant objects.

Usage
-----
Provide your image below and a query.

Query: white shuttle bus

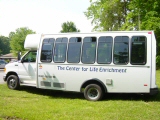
[3,31,158,101]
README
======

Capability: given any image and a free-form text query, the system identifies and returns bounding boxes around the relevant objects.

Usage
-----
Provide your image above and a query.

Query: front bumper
[3,75,6,82]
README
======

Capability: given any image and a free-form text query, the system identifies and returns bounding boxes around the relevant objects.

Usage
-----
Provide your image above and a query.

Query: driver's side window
[23,51,37,62]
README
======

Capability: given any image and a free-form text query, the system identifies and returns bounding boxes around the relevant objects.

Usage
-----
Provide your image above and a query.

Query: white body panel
[37,64,150,93]
[24,34,41,50]
[18,62,36,85]
[4,60,37,86]
[5,62,19,74]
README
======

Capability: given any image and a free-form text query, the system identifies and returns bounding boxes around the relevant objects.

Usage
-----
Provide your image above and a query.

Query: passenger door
[37,37,67,90]
[18,51,37,85]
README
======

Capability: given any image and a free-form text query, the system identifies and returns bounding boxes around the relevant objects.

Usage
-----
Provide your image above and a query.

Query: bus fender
[5,71,20,84]
[80,78,107,93]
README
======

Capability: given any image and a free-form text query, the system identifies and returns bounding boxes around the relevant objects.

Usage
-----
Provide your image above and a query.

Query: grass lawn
[0,71,160,120]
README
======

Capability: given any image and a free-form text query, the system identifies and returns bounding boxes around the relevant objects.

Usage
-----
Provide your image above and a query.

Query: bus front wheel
[84,84,103,101]
[7,75,20,90]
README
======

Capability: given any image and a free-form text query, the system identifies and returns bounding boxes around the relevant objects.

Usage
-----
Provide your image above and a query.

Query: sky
[0,0,93,37]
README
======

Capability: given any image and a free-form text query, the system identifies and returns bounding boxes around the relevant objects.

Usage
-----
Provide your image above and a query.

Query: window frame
[40,38,55,63]
[130,36,147,65]
[97,36,113,64]
[81,37,97,64]
[113,36,129,65]
[22,50,37,63]
[67,37,82,63]
[53,37,68,63]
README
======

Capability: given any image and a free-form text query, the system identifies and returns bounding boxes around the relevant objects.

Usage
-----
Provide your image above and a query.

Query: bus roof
[24,31,154,50]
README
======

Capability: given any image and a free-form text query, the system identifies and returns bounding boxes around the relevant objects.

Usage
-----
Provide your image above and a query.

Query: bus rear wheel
[84,84,103,101]
[7,75,20,90]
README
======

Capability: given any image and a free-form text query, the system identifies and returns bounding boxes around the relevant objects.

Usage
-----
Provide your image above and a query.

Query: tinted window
[53,37,68,63]
[67,37,81,63]
[97,36,113,64]
[114,36,129,64]
[82,37,96,64]
[56,37,68,43]
[41,38,54,62]
[23,51,37,62]
[131,36,146,64]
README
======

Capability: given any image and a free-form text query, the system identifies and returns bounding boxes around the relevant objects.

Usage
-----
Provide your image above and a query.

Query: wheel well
[81,79,107,93]
[5,72,18,81]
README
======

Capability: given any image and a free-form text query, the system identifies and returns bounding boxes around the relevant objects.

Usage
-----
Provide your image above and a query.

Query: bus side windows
[41,38,54,62]
[53,37,68,63]
[131,36,146,65]
[113,36,129,64]
[67,37,81,63]
[82,37,96,64]
[97,36,113,64]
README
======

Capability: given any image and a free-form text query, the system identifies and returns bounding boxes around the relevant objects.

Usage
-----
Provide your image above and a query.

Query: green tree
[60,21,80,33]
[121,0,160,31]
[0,36,10,55]
[121,0,160,68]
[9,32,15,40]
[9,27,35,56]
[84,0,129,31]
[85,0,160,68]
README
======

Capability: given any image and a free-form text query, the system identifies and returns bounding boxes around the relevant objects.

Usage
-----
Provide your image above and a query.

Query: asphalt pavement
[0,69,5,84]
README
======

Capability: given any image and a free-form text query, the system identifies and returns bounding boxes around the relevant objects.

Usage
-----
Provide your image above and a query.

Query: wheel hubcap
[88,88,99,99]
[9,79,16,88]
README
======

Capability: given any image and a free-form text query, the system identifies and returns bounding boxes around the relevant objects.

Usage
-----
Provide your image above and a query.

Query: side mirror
[18,52,21,61]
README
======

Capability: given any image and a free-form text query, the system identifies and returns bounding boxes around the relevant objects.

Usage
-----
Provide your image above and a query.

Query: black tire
[7,75,20,90]
[84,84,103,101]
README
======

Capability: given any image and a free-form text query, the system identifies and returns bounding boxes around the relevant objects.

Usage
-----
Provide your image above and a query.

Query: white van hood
[5,62,19,74]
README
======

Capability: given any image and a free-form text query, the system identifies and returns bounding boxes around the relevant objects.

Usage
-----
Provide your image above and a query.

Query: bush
[156,55,160,69]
